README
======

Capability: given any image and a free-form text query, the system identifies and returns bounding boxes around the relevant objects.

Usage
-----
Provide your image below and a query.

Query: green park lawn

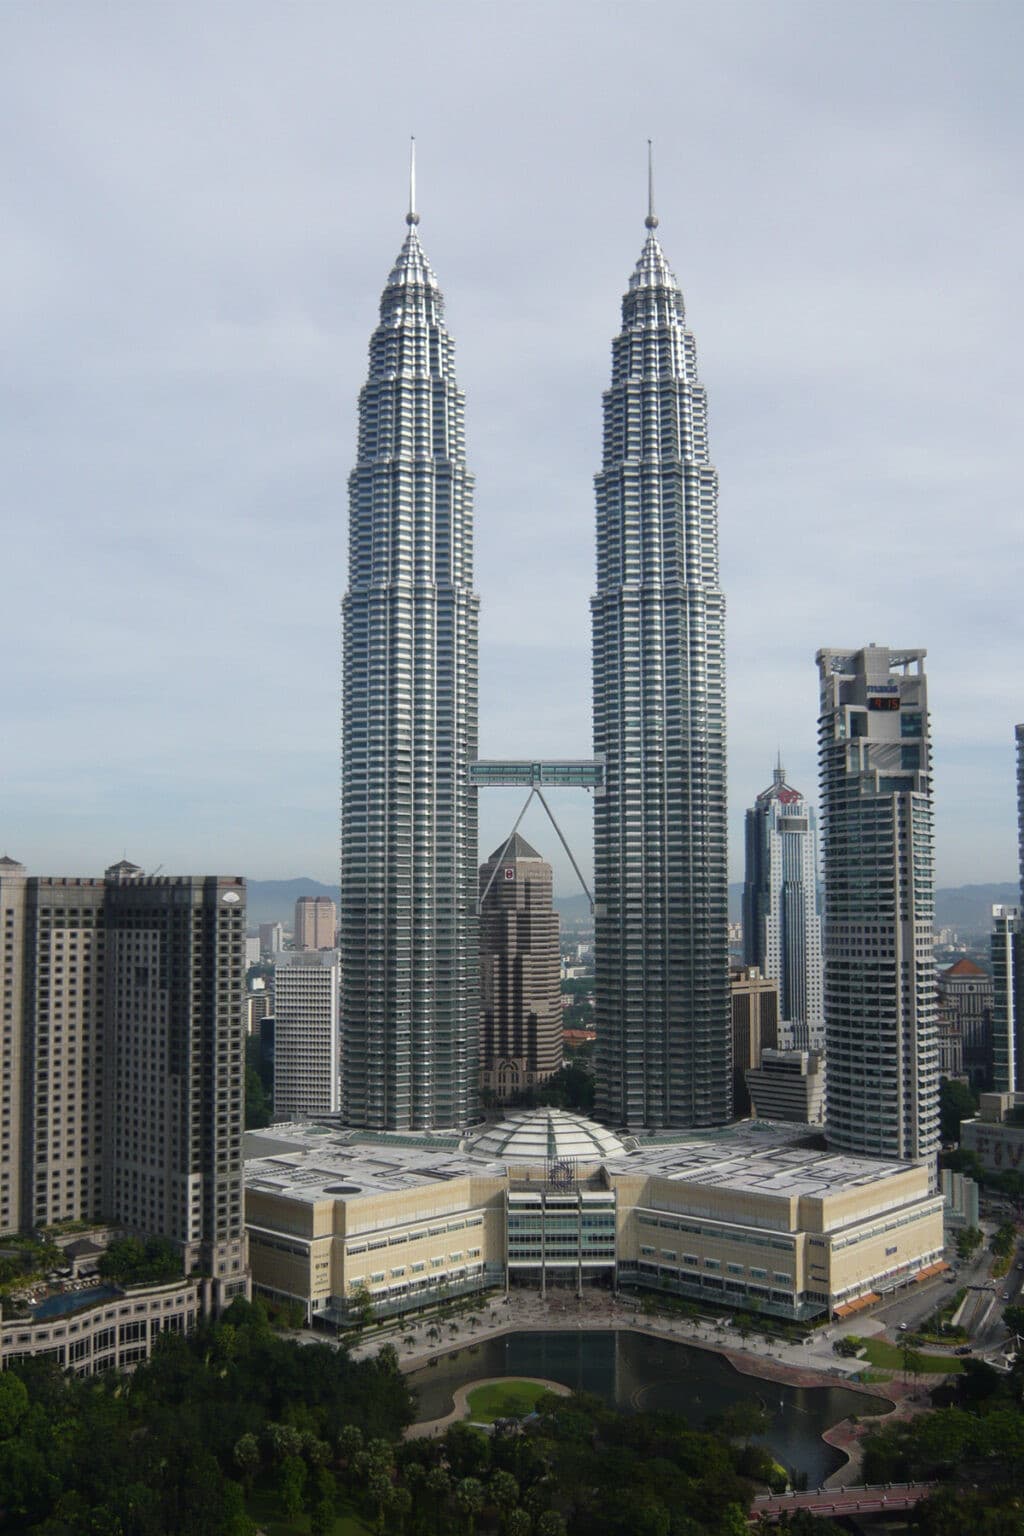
[465,1377,556,1422]
[860,1338,964,1374]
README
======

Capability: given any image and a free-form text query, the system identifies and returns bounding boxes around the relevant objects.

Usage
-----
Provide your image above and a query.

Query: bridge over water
[751,1482,936,1522]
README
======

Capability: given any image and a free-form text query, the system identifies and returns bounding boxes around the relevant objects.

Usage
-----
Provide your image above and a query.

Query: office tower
[991,727,1024,1094]
[730,965,779,1116]
[816,645,939,1162]
[746,1049,826,1125]
[272,950,341,1118]
[294,894,337,951]
[938,957,993,1089]
[20,875,107,1229]
[742,761,825,1050]
[479,835,562,1103]
[102,870,249,1304]
[340,180,479,1130]
[593,180,729,1129]
[259,921,284,955]
[245,935,261,967]
[990,908,1022,1093]
[0,856,29,1231]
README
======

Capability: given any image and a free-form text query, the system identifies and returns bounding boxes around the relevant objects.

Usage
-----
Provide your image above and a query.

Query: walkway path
[406,1375,571,1439]
[751,1482,936,1522]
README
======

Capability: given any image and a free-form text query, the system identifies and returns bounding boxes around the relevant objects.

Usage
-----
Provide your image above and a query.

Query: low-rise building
[960,1091,1024,1176]
[244,1110,944,1327]
[746,1049,825,1125]
[1,1277,202,1377]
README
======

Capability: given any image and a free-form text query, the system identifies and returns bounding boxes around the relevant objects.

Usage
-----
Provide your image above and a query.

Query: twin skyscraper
[339,160,729,1135]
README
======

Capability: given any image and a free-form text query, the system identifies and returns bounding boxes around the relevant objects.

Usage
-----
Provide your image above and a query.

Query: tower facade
[742,763,825,1050]
[592,195,730,1129]
[102,870,248,1300]
[479,834,562,1104]
[273,949,341,1118]
[294,895,336,951]
[340,196,479,1130]
[0,859,248,1307]
[816,646,939,1162]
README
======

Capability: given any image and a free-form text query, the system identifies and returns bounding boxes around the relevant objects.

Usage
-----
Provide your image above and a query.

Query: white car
[898,1322,909,1332]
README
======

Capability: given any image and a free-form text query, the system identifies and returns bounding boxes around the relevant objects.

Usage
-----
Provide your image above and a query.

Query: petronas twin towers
[340,165,728,1132]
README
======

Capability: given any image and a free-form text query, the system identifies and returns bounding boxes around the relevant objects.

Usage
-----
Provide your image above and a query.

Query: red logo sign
[504,867,515,881]
[778,788,800,804]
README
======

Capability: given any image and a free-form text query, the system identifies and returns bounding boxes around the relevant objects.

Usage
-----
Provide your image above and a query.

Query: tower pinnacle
[407,136,419,226]
[645,139,659,230]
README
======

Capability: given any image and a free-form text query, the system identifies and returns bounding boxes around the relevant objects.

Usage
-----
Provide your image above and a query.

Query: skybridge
[468,759,603,913]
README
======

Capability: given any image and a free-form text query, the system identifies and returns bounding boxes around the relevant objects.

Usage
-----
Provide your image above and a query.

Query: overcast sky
[2,1,1021,893]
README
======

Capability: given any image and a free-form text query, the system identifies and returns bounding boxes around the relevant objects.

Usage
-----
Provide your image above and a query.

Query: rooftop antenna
[645,139,659,229]
[407,135,419,226]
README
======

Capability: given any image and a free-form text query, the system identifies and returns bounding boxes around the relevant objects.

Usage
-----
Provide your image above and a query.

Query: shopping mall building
[244,1110,945,1327]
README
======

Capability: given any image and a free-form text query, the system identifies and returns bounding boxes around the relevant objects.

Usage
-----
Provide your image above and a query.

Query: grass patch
[861,1339,963,1374]
[465,1378,554,1422]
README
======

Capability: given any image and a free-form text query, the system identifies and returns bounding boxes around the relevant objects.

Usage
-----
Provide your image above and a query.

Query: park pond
[408,1329,888,1485]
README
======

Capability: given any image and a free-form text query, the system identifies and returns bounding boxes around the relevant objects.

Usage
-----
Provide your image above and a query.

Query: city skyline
[1,4,1021,892]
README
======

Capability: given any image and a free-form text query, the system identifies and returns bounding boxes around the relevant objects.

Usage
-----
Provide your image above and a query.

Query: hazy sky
[2,1,1021,893]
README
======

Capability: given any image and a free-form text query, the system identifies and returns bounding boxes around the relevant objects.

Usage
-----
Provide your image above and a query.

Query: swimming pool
[31,1284,121,1320]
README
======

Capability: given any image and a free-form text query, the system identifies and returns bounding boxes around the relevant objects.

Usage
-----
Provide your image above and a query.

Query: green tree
[456,1476,486,1536]
[939,1078,978,1144]
[278,1454,307,1521]
[232,1432,260,1491]
[0,1372,29,1439]
[955,1226,983,1260]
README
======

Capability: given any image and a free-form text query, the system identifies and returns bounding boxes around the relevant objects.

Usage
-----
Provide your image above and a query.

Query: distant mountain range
[247,878,1018,935]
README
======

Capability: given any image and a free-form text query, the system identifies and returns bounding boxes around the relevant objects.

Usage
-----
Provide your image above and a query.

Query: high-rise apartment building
[0,858,248,1308]
[730,965,779,1118]
[294,895,336,951]
[102,870,248,1300]
[742,762,824,1050]
[816,646,939,1162]
[479,835,562,1103]
[593,188,729,1130]
[259,922,284,956]
[340,188,479,1130]
[273,950,341,1118]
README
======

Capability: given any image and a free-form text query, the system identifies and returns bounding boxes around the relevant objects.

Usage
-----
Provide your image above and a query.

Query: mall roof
[243,1111,916,1211]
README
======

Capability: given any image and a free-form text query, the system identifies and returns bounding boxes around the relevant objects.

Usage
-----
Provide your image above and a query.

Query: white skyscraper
[816,645,939,1163]
[593,171,730,1129]
[273,951,341,1120]
[742,762,825,1051]
[340,169,479,1129]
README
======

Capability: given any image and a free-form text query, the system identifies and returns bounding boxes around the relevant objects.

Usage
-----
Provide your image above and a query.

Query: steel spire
[407,136,419,226]
[645,139,659,230]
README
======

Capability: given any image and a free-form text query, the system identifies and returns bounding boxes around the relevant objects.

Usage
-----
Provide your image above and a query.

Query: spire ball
[406,210,420,226]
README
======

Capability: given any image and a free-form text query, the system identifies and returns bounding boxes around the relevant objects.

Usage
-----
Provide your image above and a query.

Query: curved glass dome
[469,1108,628,1163]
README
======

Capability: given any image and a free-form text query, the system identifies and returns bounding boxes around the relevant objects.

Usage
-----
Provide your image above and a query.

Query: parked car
[898,1322,909,1332]
[954,1345,973,1355]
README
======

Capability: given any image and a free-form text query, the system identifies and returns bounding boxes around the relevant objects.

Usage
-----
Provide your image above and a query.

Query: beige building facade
[245,1112,944,1327]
